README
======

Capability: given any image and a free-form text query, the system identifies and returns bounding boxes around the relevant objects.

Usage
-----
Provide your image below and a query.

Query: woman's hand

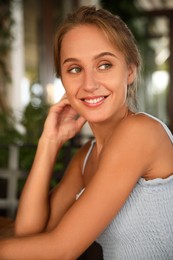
[41,94,86,144]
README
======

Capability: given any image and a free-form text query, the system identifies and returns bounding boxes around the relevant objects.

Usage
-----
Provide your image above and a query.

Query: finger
[50,98,70,113]
[76,115,86,129]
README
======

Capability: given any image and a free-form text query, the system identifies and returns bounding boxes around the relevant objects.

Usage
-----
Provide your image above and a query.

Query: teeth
[84,97,104,104]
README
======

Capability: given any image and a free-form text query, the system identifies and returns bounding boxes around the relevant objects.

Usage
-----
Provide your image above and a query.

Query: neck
[89,108,132,154]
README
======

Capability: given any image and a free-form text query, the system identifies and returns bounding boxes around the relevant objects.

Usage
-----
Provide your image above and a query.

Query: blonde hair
[54,6,142,111]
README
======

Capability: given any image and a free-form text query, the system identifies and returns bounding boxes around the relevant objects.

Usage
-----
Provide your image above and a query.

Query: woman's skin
[0,24,173,260]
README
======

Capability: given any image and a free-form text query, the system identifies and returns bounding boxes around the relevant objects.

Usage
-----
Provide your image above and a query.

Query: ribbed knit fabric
[81,113,173,260]
[96,175,173,259]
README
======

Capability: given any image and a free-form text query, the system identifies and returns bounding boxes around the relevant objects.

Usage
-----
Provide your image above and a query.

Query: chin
[86,115,109,124]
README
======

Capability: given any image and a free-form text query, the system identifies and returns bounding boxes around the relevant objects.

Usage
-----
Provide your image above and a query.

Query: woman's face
[60,24,136,123]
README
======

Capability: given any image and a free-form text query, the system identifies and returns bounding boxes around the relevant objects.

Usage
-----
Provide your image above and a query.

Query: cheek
[63,82,82,106]
[61,75,78,93]
[108,76,127,93]
[66,90,79,110]
[110,74,128,101]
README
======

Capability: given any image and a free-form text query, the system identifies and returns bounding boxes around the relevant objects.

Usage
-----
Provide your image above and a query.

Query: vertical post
[7,0,24,120]
[8,145,19,171]
[7,145,19,218]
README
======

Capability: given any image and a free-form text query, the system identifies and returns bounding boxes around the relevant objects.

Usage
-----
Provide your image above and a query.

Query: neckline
[138,174,173,186]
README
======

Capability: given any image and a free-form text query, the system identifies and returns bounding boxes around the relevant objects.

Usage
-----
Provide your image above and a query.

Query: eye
[68,67,81,74]
[98,63,112,70]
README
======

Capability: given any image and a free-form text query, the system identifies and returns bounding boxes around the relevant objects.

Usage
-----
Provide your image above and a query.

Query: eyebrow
[94,52,117,60]
[62,51,117,65]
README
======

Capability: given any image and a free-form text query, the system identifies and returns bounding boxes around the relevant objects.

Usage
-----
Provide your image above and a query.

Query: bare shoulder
[111,112,170,147]
[104,112,173,180]
[133,113,172,146]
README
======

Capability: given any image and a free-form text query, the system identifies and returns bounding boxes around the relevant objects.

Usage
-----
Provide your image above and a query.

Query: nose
[82,70,99,92]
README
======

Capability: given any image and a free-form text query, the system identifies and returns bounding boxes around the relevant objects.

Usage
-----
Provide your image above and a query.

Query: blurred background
[0,0,173,219]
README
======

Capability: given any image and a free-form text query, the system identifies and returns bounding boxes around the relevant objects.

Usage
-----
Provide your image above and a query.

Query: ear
[127,65,137,85]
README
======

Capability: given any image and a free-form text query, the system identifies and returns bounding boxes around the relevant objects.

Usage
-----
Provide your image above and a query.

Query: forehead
[60,24,121,60]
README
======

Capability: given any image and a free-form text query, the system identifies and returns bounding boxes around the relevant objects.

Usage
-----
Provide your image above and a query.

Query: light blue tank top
[82,113,173,260]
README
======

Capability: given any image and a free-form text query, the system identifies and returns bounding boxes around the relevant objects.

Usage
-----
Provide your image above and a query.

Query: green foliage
[19,145,36,170]
[0,0,14,82]
[20,102,49,144]
[19,81,49,145]
[101,0,143,40]
[100,0,156,75]
[0,146,8,168]
[0,110,22,145]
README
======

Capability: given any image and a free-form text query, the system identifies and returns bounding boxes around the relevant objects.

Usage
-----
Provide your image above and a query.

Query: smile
[81,96,108,107]
[84,97,105,104]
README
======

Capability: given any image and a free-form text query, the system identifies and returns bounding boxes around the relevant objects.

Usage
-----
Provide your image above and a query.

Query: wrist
[30,136,62,178]
[37,136,63,164]
[39,134,63,148]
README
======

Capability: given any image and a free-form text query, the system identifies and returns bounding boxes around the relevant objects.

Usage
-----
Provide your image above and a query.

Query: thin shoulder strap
[138,112,173,143]
[82,139,96,175]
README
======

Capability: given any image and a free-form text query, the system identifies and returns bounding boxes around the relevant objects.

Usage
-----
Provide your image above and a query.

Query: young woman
[0,6,173,260]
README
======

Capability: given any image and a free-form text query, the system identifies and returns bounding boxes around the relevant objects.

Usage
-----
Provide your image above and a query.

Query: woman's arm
[44,144,88,232]
[14,137,60,235]
[14,96,86,236]
[0,116,157,259]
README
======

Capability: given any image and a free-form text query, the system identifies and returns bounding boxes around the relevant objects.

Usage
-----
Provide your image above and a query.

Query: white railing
[0,145,23,218]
